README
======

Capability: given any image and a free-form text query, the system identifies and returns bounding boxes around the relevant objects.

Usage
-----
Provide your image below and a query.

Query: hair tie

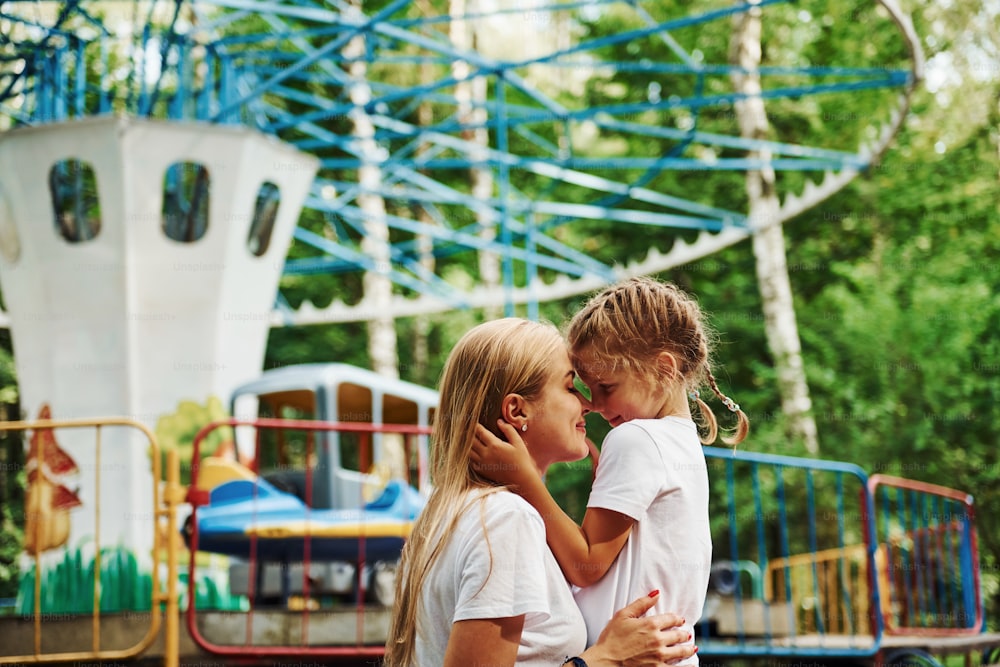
[721,396,740,413]
[688,389,700,401]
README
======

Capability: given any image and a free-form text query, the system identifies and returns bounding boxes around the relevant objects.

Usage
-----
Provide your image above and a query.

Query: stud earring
[521,422,528,432]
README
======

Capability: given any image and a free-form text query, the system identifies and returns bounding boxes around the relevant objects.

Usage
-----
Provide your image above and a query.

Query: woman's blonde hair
[384,318,567,666]
[567,276,749,446]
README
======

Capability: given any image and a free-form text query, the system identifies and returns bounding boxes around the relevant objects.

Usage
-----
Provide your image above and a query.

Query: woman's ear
[500,393,528,426]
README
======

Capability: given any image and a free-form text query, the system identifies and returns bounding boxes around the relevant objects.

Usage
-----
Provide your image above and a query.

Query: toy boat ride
[187,469,426,563]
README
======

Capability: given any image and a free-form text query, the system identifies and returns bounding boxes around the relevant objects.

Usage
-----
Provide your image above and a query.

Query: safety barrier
[5,414,983,665]
[185,417,431,659]
[699,447,988,664]
[766,543,872,636]
[0,417,181,666]
[699,447,880,658]
[867,474,981,636]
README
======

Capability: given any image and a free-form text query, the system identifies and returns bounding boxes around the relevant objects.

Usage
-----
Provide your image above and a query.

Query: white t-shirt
[573,416,711,665]
[416,489,588,666]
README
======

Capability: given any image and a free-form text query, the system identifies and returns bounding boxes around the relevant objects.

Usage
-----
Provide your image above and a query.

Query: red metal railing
[185,418,431,658]
[867,474,981,637]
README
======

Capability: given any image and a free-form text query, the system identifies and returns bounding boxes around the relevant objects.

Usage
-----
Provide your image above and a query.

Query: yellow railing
[765,543,872,636]
[0,417,180,667]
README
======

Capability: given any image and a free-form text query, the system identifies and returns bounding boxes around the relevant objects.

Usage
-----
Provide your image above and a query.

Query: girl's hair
[384,318,567,666]
[567,276,749,446]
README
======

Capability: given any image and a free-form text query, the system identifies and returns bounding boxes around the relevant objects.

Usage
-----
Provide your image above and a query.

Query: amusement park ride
[0,0,996,664]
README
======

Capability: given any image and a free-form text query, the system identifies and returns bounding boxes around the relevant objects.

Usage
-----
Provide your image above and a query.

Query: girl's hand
[470,421,537,487]
[581,591,696,667]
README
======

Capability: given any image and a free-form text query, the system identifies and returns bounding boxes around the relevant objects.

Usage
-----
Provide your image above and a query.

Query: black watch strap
[564,658,588,667]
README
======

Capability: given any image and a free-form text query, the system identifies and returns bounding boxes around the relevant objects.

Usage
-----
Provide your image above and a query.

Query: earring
[521,422,528,432]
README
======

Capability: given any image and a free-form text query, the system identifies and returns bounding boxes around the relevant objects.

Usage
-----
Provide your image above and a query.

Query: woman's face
[521,349,591,472]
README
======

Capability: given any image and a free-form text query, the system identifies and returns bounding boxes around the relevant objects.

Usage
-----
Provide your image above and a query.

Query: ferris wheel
[0,0,923,323]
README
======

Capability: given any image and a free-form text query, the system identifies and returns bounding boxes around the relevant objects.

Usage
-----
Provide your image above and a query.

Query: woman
[385,318,695,667]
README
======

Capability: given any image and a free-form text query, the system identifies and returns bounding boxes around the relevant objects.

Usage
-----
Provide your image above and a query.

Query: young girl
[472,277,749,664]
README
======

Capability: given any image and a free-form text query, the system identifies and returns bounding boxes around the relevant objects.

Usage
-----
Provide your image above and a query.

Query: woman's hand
[579,591,696,667]
[471,421,538,488]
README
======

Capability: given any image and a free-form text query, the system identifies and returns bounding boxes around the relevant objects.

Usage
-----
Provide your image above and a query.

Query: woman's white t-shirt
[416,489,588,666]
[573,416,711,666]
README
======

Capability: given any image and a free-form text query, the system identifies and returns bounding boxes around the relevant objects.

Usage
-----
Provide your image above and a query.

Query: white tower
[0,116,318,609]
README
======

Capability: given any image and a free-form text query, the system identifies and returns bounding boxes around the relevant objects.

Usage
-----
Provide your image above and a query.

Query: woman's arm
[577,592,696,667]
[444,616,524,667]
[444,596,693,667]
[472,421,632,586]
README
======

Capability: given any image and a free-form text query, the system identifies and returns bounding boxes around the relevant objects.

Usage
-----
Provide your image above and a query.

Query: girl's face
[521,350,590,471]
[572,347,669,428]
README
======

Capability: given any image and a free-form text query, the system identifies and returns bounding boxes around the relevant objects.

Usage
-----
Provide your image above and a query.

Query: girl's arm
[472,421,633,587]
[444,616,523,667]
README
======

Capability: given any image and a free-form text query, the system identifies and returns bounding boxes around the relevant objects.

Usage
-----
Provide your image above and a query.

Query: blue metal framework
[0,0,922,319]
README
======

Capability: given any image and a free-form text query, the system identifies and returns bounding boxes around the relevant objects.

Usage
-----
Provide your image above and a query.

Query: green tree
[0,328,22,602]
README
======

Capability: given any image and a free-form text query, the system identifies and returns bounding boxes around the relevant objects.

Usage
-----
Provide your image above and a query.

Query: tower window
[247,181,281,257]
[49,159,101,243]
[162,162,210,242]
[0,183,20,262]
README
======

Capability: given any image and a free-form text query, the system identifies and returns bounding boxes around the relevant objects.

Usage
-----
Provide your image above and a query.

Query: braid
[705,369,750,447]
[688,388,718,445]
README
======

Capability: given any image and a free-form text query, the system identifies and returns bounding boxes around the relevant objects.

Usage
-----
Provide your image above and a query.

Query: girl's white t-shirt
[416,489,588,666]
[573,416,711,665]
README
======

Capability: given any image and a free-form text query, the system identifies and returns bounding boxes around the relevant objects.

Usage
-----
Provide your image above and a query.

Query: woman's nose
[578,394,593,414]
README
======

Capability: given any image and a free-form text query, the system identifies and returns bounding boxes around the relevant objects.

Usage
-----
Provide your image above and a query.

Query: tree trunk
[345,2,405,479]
[450,0,500,319]
[412,35,436,385]
[730,3,819,454]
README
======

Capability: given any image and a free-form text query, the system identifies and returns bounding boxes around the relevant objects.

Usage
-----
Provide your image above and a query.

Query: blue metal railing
[697,448,983,660]
[699,446,880,658]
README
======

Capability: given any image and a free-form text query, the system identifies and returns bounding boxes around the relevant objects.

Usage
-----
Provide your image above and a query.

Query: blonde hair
[384,318,567,666]
[567,276,749,446]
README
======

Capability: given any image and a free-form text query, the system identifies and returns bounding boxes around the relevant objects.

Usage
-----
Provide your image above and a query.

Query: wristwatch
[563,658,588,667]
